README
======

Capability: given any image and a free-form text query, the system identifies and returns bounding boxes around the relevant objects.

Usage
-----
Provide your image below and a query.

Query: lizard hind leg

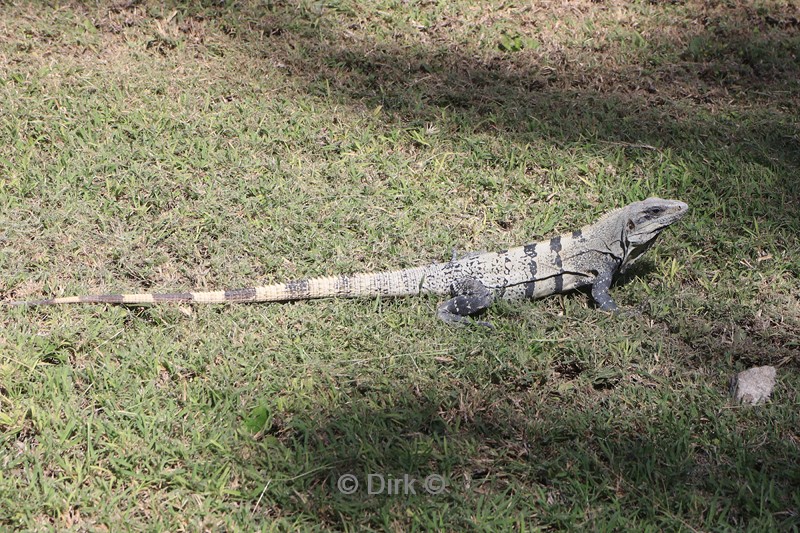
[436,278,495,328]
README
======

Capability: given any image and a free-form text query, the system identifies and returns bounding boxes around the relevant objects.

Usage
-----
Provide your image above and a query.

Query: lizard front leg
[436,278,495,328]
[590,269,618,313]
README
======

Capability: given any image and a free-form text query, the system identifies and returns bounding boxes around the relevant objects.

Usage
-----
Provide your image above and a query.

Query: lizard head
[620,198,689,273]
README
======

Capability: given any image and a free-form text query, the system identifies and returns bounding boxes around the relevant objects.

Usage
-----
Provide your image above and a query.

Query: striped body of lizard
[6,198,688,325]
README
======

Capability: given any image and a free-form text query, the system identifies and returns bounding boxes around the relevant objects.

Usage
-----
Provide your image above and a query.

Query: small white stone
[729,366,777,405]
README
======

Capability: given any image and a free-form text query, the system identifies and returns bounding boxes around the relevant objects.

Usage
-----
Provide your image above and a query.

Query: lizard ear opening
[627,219,636,230]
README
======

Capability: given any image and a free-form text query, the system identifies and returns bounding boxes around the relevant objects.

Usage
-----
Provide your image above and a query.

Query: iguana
[6,198,688,325]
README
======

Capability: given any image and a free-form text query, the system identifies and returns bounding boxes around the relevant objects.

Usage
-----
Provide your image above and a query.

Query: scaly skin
[5,198,688,325]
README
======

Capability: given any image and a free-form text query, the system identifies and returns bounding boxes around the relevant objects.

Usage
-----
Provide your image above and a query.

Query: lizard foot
[436,278,494,328]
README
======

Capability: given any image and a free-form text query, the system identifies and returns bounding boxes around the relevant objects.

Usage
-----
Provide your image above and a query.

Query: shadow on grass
[252,384,799,528]
[219,0,800,181]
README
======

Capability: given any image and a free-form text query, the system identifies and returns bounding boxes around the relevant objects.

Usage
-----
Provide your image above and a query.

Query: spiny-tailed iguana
[6,198,688,325]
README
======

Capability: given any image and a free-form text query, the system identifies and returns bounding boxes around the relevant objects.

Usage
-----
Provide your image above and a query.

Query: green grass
[1,0,799,530]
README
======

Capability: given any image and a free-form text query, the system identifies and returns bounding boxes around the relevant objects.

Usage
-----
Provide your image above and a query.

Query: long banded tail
[5,266,433,306]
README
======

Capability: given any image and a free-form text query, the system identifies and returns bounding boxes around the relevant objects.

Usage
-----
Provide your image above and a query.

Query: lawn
[1,0,799,530]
